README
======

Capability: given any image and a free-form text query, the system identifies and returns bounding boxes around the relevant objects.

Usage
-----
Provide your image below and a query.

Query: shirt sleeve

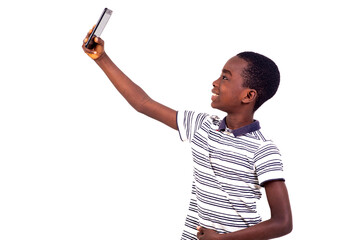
[177,110,209,142]
[254,141,285,186]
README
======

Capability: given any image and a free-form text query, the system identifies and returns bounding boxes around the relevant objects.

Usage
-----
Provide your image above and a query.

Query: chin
[211,103,222,111]
[211,102,218,109]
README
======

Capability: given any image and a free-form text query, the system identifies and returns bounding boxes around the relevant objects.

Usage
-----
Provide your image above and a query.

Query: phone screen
[85,8,113,49]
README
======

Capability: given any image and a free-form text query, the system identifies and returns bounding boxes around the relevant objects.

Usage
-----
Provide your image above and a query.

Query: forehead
[223,56,248,75]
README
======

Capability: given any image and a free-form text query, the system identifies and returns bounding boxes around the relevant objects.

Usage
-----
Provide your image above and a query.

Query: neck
[225,112,254,130]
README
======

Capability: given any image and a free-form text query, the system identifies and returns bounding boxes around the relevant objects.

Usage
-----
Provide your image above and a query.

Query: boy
[82,29,292,240]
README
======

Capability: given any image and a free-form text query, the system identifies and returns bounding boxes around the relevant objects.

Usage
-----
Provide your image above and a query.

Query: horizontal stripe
[178,111,285,239]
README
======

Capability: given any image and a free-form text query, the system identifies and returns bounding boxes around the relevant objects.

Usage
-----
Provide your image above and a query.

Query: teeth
[212,93,219,96]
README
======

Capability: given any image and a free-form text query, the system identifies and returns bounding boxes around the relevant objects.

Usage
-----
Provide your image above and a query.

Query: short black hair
[237,51,280,112]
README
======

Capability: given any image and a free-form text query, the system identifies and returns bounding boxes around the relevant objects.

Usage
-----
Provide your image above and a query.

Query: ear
[242,89,257,104]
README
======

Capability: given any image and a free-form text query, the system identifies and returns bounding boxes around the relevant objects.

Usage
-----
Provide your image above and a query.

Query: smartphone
[85,8,113,49]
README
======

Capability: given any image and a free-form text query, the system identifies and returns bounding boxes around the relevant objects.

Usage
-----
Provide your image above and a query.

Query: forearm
[94,52,151,112]
[220,216,292,240]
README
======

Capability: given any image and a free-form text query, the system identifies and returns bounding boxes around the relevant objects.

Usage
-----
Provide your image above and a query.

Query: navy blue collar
[218,117,261,137]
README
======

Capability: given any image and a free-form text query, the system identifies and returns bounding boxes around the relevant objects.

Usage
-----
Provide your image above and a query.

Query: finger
[85,25,96,37]
[82,44,96,54]
[84,24,96,39]
[83,29,93,43]
[94,37,104,45]
[89,25,96,34]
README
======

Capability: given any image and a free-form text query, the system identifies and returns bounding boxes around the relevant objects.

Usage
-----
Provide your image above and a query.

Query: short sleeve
[254,141,285,186]
[177,110,209,142]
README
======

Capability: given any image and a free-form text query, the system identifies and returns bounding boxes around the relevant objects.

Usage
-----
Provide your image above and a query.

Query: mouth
[211,92,219,101]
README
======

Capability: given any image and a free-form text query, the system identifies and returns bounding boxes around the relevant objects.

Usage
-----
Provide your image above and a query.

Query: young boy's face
[211,56,250,114]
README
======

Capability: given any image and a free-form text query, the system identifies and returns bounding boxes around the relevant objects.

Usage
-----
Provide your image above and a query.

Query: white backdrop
[1,0,358,239]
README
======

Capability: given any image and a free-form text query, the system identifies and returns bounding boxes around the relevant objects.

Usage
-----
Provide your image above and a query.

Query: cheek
[228,88,242,102]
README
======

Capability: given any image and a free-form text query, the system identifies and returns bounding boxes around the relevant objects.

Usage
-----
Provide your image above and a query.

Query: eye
[222,75,228,80]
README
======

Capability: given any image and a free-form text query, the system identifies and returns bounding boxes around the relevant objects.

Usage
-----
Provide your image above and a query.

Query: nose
[212,77,220,88]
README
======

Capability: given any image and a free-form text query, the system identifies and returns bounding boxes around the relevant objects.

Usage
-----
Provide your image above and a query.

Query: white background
[1,0,358,239]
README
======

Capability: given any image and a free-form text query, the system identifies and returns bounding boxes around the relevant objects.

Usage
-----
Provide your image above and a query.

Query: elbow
[133,96,152,115]
[277,216,293,236]
[282,219,293,236]
[270,215,293,237]
[134,102,145,114]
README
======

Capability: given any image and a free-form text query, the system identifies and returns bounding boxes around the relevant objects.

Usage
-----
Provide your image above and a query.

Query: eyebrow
[222,69,232,76]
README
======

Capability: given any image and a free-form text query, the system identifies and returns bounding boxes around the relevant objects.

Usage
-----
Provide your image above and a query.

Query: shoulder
[241,128,281,157]
[178,110,222,127]
[245,127,278,145]
[177,110,222,141]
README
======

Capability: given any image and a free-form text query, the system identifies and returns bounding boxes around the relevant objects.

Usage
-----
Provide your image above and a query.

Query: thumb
[196,226,204,239]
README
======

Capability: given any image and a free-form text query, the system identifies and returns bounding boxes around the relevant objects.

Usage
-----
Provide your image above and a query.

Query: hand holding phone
[85,8,113,49]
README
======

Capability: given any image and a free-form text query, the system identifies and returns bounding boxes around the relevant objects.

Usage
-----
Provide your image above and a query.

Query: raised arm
[82,29,178,130]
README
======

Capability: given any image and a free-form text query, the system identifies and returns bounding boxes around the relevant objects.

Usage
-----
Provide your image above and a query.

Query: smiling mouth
[211,93,219,101]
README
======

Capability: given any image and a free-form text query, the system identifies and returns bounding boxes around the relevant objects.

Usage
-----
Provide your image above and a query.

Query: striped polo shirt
[177,111,285,240]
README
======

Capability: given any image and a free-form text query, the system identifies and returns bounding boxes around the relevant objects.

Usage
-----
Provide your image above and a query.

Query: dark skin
[83,27,292,240]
